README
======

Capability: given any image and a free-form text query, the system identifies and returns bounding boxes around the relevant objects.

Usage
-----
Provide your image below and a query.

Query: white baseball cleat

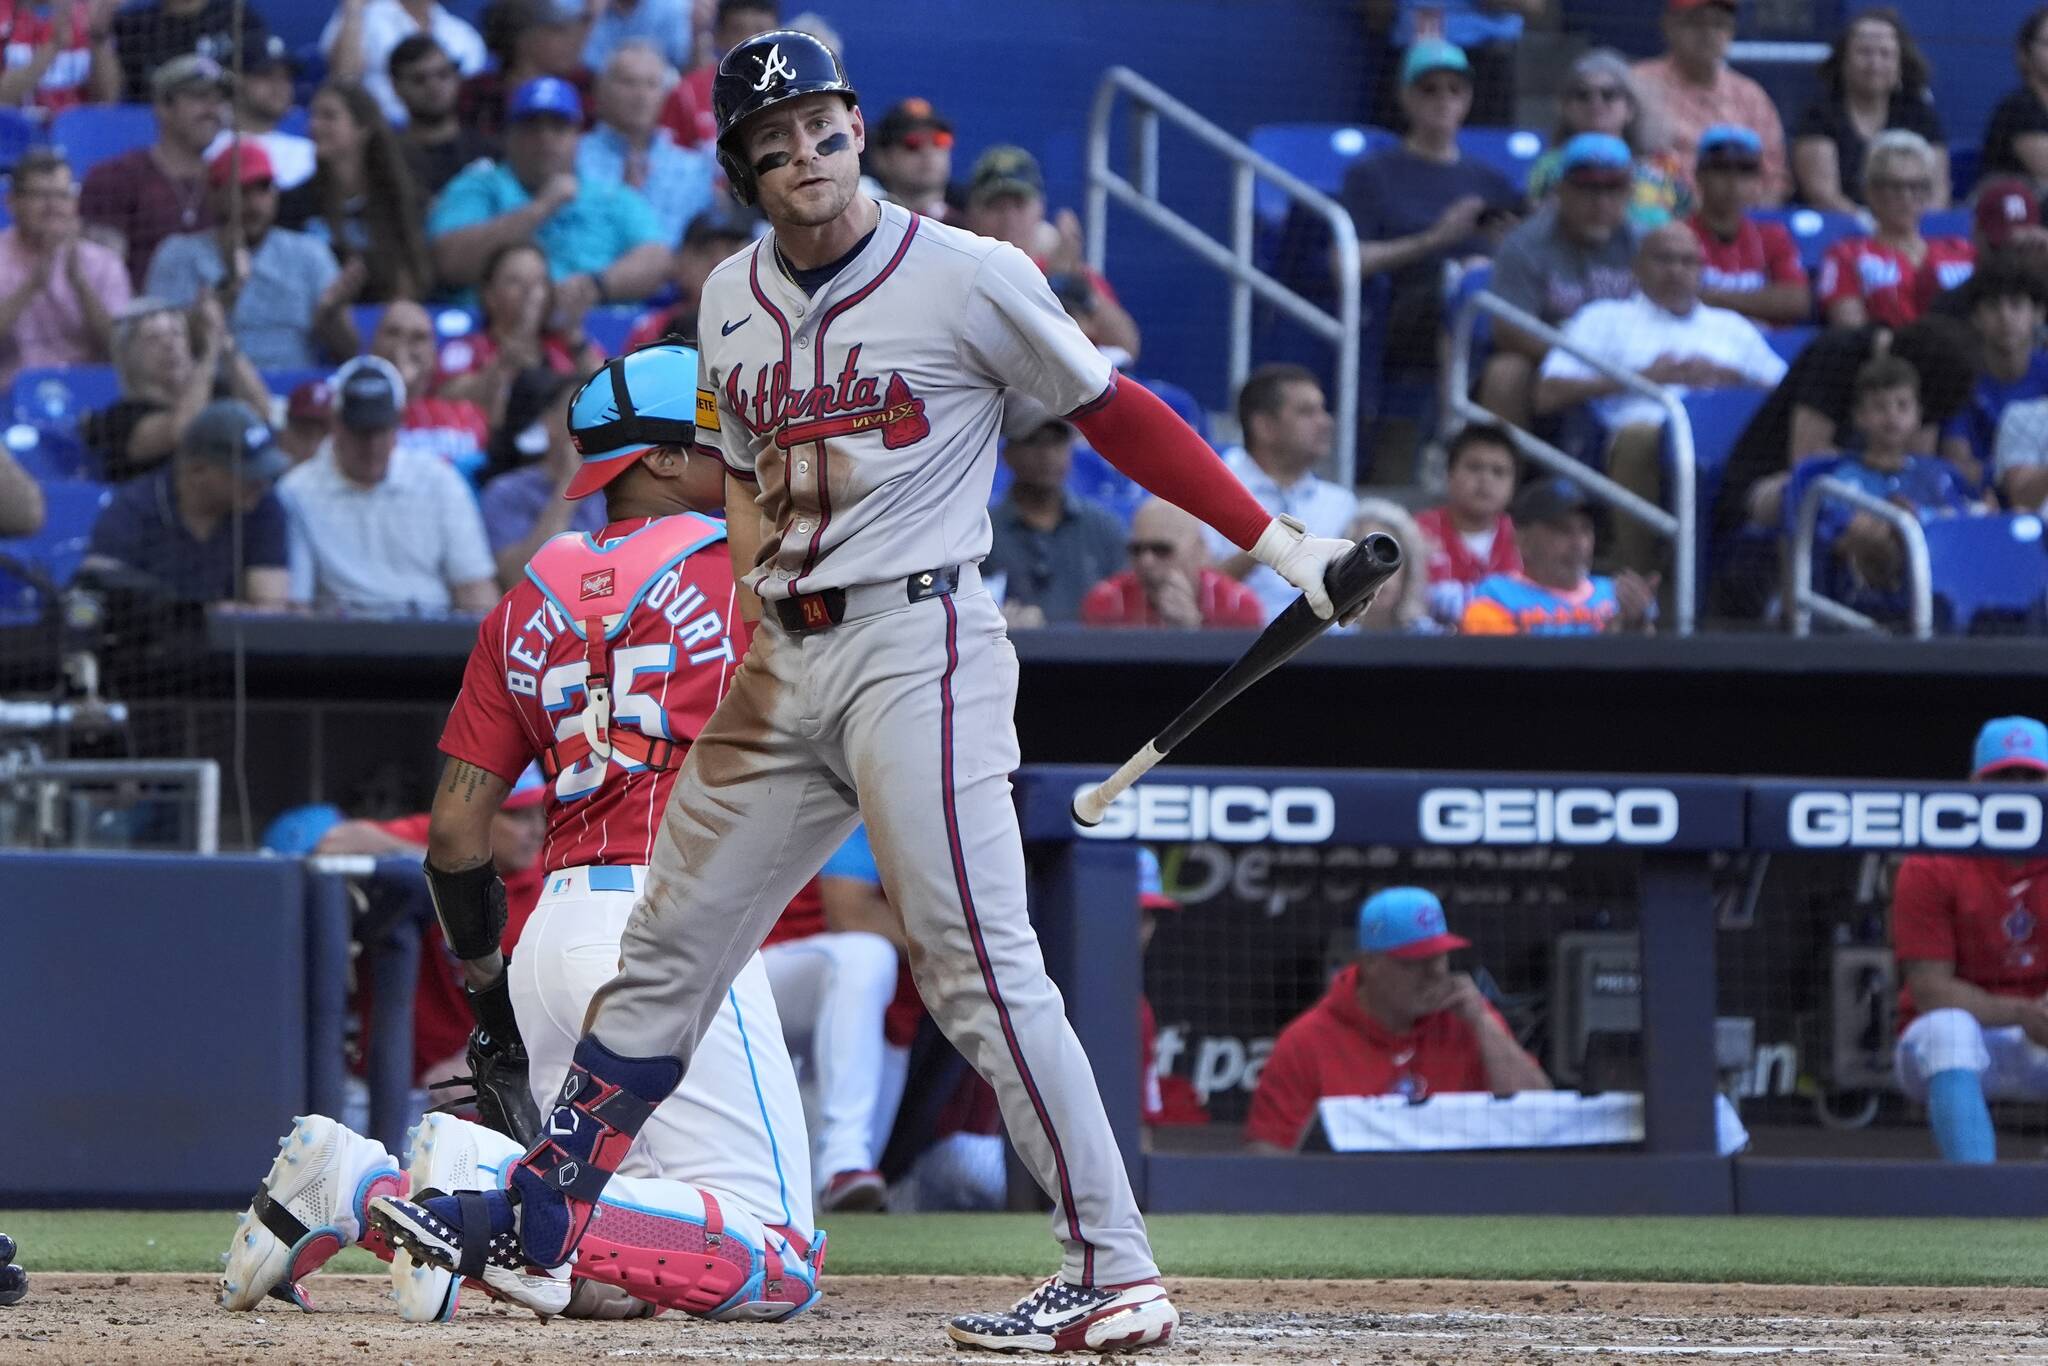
[947,1276,1178,1354]
[390,1112,571,1323]
[220,1114,401,1312]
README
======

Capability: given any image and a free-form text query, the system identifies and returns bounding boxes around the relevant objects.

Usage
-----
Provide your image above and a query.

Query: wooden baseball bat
[1070,532,1403,827]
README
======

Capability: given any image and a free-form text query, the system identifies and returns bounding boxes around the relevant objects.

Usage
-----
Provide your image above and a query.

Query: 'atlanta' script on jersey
[723,343,931,449]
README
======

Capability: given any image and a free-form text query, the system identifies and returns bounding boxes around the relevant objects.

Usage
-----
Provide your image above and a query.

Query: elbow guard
[423,858,509,963]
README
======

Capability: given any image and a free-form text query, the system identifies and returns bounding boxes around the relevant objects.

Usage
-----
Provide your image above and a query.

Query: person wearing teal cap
[1889,716,2048,1165]
[1244,886,1549,1152]
[1341,35,1523,375]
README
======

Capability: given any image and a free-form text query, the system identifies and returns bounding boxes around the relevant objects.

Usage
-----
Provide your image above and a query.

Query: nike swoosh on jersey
[721,315,752,336]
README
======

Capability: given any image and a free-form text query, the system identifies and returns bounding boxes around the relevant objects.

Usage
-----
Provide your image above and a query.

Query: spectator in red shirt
[658,0,776,149]
[363,305,492,483]
[315,763,549,1093]
[1687,124,1810,326]
[1245,887,1549,1152]
[1820,130,1975,329]
[436,240,604,426]
[1417,422,1521,626]
[0,0,119,112]
[78,53,224,286]
[623,206,756,350]
[966,144,1142,366]
[1891,716,2048,1164]
[1080,497,1264,629]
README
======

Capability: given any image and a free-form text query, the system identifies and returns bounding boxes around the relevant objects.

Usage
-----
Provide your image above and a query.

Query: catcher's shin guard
[510,1036,682,1267]
[573,1192,823,1321]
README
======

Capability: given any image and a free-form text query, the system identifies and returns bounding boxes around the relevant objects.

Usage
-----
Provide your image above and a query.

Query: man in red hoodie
[1245,886,1548,1152]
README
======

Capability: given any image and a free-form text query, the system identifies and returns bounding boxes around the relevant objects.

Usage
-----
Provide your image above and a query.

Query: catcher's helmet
[712,29,858,205]
[563,340,701,499]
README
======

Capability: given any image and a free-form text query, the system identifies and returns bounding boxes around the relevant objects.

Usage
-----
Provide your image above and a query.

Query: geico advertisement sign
[1786,791,2044,850]
[1420,787,1682,846]
[1075,784,1336,843]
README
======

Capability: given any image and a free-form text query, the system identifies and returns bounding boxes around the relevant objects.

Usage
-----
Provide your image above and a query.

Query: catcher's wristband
[466,965,522,1047]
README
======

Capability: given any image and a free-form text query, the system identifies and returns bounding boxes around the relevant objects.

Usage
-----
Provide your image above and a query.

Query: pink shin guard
[352,1171,407,1265]
[573,1191,822,1321]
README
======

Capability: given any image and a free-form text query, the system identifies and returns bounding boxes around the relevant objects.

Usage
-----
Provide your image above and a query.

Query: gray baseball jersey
[594,198,1160,1292]
[694,201,1113,599]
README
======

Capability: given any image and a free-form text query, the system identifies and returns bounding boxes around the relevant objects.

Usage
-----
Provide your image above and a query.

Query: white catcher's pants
[511,864,815,1238]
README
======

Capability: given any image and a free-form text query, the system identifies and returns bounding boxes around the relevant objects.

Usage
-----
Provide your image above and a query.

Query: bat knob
[1070,791,1107,828]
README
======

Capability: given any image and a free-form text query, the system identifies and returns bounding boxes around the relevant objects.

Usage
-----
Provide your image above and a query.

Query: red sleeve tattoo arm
[1070,376,1272,551]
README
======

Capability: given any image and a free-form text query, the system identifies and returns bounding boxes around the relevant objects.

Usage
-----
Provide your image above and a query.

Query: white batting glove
[1250,514,1355,621]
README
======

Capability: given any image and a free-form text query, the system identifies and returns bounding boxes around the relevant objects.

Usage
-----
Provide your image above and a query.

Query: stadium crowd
[5,0,2046,636]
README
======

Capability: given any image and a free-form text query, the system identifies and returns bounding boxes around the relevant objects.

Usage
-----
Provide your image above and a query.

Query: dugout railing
[1016,765,2048,1219]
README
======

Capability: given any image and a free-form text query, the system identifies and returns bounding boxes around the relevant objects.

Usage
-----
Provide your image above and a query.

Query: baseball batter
[224,343,824,1325]
[373,31,1358,1354]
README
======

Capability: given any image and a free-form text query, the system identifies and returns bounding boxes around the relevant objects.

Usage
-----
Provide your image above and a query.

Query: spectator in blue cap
[1245,886,1548,1152]
[1340,38,1524,374]
[1687,124,1812,326]
[1889,716,2048,1164]
[428,75,672,316]
[1364,0,1541,129]
[1479,132,1640,427]
[1528,49,1692,231]
[80,397,291,606]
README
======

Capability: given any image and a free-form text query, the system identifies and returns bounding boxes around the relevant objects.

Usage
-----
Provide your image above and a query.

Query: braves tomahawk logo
[725,344,931,450]
[753,44,797,91]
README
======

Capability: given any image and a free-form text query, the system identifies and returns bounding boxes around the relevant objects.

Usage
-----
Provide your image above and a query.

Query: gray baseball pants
[587,570,1158,1287]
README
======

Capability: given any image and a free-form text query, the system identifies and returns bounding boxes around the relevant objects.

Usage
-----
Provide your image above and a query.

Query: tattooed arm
[427,756,515,988]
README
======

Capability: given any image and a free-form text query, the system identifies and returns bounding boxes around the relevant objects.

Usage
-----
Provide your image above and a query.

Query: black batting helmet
[712,29,858,205]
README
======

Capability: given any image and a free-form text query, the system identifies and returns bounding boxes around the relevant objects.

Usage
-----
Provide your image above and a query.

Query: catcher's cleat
[947,1276,1178,1354]
[389,1114,568,1322]
[369,1186,570,1320]
[220,1115,402,1313]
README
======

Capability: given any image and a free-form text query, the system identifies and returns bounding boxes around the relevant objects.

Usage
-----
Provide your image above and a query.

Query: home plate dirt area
[5,1275,2047,1363]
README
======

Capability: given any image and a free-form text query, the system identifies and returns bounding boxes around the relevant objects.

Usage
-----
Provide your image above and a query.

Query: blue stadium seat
[0,479,111,626]
[1920,208,1972,239]
[1131,375,1208,443]
[0,108,37,171]
[1924,514,2048,634]
[10,365,119,436]
[1765,326,1817,364]
[1751,208,1862,273]
[1948,143,1980,202]
[350,304,386,344]
[4,421,90,482]
[49,104,157,170]
[1246,123,1395,231]
[1458,128,1546,194]
[582,305,641,356]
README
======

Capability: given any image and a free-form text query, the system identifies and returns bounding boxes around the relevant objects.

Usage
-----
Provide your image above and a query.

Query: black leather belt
[773,565,962,633]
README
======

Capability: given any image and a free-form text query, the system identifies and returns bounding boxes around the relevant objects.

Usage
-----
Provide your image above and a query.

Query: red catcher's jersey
[439,515,749,871]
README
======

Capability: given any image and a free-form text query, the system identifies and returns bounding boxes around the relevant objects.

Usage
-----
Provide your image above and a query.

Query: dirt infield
[4,1274,2047,1363]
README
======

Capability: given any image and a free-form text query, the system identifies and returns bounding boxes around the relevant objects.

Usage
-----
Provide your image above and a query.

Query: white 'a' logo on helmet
[753,44,798,91]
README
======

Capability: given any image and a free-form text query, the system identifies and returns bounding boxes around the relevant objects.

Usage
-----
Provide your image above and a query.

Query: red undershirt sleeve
[1070,377,1273,551]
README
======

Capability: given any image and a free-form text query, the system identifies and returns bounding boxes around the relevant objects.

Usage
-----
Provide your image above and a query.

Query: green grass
[4,1211,2045,1285]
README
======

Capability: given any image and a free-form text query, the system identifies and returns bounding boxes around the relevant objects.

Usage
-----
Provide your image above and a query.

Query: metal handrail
[1441,289,1698,635]
[1083,66,1361,484]
[1787,476,1933,639]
